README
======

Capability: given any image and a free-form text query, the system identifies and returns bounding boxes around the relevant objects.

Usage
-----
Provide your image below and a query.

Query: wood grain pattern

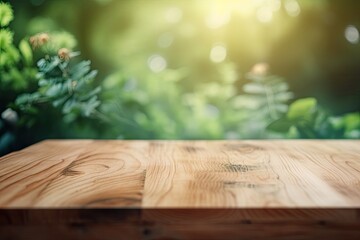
[0,140,359,239]
[0,140,148,207]
[143,140,360,208]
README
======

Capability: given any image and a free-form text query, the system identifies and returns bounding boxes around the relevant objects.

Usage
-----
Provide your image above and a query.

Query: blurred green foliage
[100,67,241,139]
[0,2,101,155]
[0,3,36,92]
[268,98,360,138]
[0,0,359,155]
[0,2,36,154]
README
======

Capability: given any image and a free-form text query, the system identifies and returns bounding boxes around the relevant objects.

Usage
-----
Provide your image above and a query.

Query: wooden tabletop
[0,140,360,239]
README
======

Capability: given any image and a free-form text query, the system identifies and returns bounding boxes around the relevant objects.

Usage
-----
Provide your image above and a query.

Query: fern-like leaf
[15,53,101,121]
[242,73,294,120]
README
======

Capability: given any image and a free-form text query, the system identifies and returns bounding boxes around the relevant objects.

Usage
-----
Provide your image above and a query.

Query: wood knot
[222,164,261,173]
[61,161,83,176]
[61,168,83,176]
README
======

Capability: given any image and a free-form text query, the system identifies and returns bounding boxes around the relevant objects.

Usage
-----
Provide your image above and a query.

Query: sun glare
[199,0,291,23]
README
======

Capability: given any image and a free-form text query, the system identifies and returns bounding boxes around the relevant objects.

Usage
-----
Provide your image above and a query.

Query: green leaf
[267,117,293,132]
[332,112,360,138]
[19,39,33,66]
[52,95,69,107]
[287,98,317,121]
[82,96,100,116]
[313,110,329,130]
[243,82,265,94]
[343,112,360,131]
[45,83,63,97]
[62,99,76,114]
[15,94,31,106]
[37,57,60,73]
[274,92,294,102]
[82,70,98,82]
[70,60,91,80]
[0,29,13,48]
[6,45,20,63]
[78,86,101,101]
[232,95,266,109]
[15,92,41,106]
[273,103,288,113]
[268,79,289,92]
[0,2,13,27]
[345,130,360,139]
[38,79,49,87]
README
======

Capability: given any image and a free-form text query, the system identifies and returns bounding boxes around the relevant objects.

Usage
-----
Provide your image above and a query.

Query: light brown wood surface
[0,140,359,240]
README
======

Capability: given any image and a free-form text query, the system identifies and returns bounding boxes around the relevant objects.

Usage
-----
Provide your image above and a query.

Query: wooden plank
[0,140,148,207]
[0,140,359,239]
[0,209,359,240]
[143,140,360,207]
[1,220,359,240]
[1,140,359,208]
[18,139,95,153]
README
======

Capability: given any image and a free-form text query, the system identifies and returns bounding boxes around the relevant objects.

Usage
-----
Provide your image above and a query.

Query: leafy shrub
[0,2,37,154]
[100,69,236,139]
[100,60,359,141]
[231,63,294,138]
[267,98,360,139]
[0,2,101,155]
[15,53,101,123]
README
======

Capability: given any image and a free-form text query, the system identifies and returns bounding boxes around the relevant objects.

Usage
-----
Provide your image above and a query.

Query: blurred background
[1,0,359,154]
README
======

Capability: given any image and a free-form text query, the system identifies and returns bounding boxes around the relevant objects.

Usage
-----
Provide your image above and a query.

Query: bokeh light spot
[210,44,227,63]
[270,0,282,12]
[256,7,273,23]
[284,0,300,17]
[148,55,167,73]
[344,25,359,44]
